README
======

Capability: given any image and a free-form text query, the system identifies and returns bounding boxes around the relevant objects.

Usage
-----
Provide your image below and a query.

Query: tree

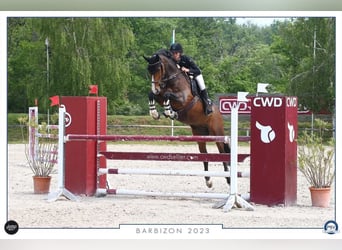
[8,17,136,114]
[8,18,46,112]
[37,18,135,114]
[271,17,335,113]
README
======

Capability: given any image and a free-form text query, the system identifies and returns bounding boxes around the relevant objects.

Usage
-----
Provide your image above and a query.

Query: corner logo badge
[255,121,276,143]
[323,220,339,235]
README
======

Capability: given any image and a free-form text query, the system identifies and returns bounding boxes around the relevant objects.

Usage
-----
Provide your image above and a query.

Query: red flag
[49,95,60,107]
[89,85,98,95]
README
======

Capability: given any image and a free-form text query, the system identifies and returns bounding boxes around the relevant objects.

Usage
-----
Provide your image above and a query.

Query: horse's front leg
[148,92,160,120]
[163,98,178,120]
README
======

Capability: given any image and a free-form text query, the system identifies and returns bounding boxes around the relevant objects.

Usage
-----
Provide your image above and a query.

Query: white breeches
[195,74,206,91]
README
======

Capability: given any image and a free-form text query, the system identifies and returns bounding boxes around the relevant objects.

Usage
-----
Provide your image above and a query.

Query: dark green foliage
[8,17,335,116]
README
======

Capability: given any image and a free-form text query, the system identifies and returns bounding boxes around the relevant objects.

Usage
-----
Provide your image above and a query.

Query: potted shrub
[18,116,58,194]
[297,118,335,207]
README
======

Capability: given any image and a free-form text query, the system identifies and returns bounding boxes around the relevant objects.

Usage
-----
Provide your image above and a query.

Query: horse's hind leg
[192,126,212,188]
[197,142,212,188]
[216,142,231,185]
[208,112,231,186]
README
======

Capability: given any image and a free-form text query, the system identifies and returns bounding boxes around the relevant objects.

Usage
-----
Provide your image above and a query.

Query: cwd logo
[219,97,251,114]
[253,97,283,107]
[255,121,276,143]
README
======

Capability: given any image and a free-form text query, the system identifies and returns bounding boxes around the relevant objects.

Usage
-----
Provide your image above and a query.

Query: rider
[169,43,213,115]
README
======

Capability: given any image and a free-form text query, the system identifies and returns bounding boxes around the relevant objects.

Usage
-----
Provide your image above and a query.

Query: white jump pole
[221,92,254,212]
[47,105,78,202]
[96,188,250,201]
[98,168,250,178]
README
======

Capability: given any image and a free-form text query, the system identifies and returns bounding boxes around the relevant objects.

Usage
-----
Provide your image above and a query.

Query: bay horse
[143,49,231,188]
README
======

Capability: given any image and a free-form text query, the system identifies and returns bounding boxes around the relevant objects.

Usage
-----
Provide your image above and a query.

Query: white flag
[237,92,249,102]
[257,83,269,93]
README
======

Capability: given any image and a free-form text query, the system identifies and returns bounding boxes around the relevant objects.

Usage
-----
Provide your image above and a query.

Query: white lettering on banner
[253,97,282,107]
[219,98,251,114]
[286,97,297,107]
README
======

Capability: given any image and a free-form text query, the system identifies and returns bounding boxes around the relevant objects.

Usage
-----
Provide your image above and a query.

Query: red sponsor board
[61,96,107,196]
[250,96,297,206]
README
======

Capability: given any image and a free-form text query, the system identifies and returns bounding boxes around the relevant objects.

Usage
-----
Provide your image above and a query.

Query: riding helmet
[170,43,183,53]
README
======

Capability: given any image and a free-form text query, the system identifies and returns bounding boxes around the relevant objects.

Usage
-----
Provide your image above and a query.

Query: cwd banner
[219,95,252,114]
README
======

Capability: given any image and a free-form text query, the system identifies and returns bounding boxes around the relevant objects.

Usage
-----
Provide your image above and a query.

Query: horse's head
[144,49,179,95]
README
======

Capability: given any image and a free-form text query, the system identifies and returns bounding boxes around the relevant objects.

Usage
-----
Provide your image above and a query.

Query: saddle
[190,78,201,98]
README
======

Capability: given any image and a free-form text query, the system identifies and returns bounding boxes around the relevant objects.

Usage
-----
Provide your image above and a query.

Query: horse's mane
[156,49,179,71]
[155,48,172,58]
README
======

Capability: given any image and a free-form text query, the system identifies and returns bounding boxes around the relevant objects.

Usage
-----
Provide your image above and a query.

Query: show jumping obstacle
[47,93,298,210]
[66,125,253,211]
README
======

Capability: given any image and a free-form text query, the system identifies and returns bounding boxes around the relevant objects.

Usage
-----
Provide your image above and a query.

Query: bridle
[150,58,182,89]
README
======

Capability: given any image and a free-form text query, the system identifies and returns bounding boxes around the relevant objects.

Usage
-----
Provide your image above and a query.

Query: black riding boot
[200,89,213,115]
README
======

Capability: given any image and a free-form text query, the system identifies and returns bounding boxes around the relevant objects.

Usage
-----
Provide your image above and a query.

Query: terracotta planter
[33,176,51,194]
[309,186,331,208]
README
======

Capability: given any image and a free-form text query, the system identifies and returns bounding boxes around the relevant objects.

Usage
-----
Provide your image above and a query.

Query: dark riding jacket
[176,55,202,78]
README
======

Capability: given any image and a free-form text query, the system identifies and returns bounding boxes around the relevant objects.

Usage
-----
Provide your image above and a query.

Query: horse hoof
[206,180,213,188]
[151,113,160,120]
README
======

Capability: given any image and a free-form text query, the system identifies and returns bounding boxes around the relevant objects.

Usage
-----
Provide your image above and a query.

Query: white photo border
[1,10,340,240]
